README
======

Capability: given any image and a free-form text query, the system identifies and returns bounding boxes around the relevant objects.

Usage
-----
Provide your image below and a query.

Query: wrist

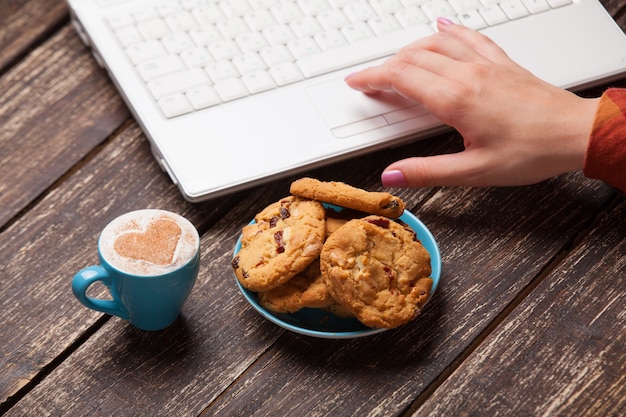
[557,94,599,172]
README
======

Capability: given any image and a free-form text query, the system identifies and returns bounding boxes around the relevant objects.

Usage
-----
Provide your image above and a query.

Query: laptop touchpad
[306,77,428,138]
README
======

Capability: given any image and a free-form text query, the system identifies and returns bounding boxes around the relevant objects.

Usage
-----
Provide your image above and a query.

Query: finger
[437,21,514,66]
[345,36,474,92]
[345,59,464,118]
[344,66,390,94]
[381,151,496,188]
[344,54,444,94]
[397,31,485,68]
[345,28,491,95]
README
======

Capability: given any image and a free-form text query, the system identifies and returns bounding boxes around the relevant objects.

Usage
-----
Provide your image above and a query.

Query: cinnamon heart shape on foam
[113,218,182,265]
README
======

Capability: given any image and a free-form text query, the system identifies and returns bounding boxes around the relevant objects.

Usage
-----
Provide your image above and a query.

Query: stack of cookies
[231,178,433,329]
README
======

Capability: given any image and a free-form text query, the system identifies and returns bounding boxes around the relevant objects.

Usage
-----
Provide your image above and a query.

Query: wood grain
[198,172,617,417]
[6,134,617,416]
[602,0,626,17]
[412,197,626,417]
[1,0,625,415]
[0,0,67,72]
[0,132,449,416]
[0,25,129,227]
[0,122,240,407]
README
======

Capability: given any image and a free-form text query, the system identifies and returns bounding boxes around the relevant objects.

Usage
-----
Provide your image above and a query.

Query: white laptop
[67,0,626,201]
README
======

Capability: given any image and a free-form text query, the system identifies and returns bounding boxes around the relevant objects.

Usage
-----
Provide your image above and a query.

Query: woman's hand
[345,18,599,188]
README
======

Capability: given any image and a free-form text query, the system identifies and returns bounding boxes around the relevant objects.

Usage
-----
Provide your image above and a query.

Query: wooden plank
[4,133,617,416]
[0,24,129,227]
[0,122,243,408]
[412,197,626,417]
[0,0,67,72]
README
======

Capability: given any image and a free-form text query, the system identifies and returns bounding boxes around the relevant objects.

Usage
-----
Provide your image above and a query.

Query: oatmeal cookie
[258,259,333,313]
[323,302,355,318]
[232,196,325,292]
[290,177,405,218]
[324,206,364,236]
[320,215,432,328]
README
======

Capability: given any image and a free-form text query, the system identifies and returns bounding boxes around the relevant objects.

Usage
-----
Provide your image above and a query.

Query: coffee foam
[99,209,199,276]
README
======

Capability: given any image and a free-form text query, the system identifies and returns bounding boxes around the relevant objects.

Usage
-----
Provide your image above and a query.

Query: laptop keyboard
[105,0,573,118]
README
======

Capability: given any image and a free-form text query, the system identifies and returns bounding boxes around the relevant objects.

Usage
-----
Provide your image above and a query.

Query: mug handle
[72,265,129,319]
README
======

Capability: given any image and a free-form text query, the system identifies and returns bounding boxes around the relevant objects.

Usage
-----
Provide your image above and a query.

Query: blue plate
[233,204,441,339]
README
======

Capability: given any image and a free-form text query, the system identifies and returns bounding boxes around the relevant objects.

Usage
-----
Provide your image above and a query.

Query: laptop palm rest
[306,77,429,138]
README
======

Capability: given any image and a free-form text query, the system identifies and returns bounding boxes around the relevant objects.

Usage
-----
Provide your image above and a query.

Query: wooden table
[1,1,625,416]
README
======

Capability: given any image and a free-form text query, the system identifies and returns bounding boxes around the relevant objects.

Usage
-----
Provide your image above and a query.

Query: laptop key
[242,70,276,93]
[214,78,249,101]
[147,68,210,99]
[186,85,221,109]
[206,61,240,82]
[161,32,195,53]
[421,1,456,21]
[269,62,304,85]
[457,10,487,29]
[479,5,508,25]
[136,18,171,40]
[521,0,551,13]
[158,94,193,118]
[180,47,214,68]
[115,26,143,46]
[233,53,267,74]
[499,0,530,19]
[125,40,166,64]
[259,45,293,67]
[547,0,572,6]
[136,55,186,82]
[314,29,348,51]
[341,22,375,43]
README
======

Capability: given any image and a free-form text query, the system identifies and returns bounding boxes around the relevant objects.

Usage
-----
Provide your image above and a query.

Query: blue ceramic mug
[72,209,200,331]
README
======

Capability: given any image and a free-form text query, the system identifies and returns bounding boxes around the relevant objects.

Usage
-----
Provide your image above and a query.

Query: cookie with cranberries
[232,196,325,292]
[320,215,432,329]
[258,259,334,313]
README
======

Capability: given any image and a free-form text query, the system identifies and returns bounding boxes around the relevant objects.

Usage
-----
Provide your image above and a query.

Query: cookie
[320,215,432,329]
[290,177,405,218]
[232,196,326,292]
[325,216,349,237]
[323,302,355,318]
[324,206,364,236]
[258,259,334,313]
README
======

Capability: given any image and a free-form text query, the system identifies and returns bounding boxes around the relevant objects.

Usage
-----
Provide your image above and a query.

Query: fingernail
[437,17,454,26]
[344,72,357,81]
[381,170,407,187]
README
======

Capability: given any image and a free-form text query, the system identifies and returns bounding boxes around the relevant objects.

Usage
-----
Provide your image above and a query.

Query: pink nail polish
[437,17,454,26]
[381,170,407,187]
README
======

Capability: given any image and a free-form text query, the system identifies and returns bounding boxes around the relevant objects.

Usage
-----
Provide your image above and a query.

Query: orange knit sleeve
[583,88,626,194]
